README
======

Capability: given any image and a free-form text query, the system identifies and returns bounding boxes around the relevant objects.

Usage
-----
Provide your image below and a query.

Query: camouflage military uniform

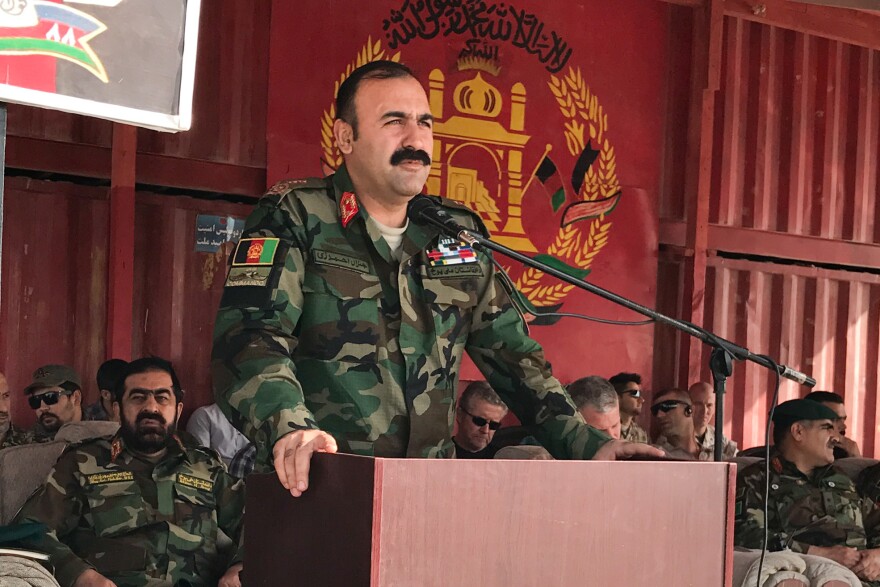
[734,453,880,564]
[857,463,880,504]
[14,433,244,587]
[620,420,648,443]
[212,165,611,466]
[0,422,32,449]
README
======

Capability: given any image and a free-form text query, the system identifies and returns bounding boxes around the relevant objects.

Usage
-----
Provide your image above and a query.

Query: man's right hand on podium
[273,429,339,497]
[592,439,665,460]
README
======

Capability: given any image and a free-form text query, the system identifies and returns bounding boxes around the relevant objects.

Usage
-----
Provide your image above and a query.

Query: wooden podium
[244,453,735,586]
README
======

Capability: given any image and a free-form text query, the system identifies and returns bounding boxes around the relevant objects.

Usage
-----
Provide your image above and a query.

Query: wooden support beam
[661,220,880,270]
[677,0,724,387]
[107,124,137,360]
[5,135,265,197]
[724,0,880,52]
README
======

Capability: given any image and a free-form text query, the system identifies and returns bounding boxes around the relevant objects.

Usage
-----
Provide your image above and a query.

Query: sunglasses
[621,389,641,398]
[461,407,502,430]
[28,390,74,409]
[650,400,691,417]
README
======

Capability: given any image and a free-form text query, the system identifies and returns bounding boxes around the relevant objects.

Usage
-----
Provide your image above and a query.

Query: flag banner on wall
[0,0,201,132]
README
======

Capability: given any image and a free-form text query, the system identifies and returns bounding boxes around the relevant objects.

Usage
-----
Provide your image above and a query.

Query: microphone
[407,195,474,242]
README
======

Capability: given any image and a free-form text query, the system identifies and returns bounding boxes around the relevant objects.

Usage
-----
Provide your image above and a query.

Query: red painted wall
[266,0,671,402]
[0,179,253,428]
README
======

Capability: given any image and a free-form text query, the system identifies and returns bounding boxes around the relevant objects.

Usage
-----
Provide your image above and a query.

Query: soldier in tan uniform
[609,372,648,443]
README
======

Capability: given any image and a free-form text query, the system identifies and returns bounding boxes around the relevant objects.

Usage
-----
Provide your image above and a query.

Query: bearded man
[14,357,246,587]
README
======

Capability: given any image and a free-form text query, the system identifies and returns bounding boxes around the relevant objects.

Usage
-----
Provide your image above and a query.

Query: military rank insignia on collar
[427,237,478,266]
[340,191,359,228]
[110,437,123,462]
[232,238,280,266]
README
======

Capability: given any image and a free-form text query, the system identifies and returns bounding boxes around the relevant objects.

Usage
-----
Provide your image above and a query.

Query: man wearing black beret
[734,399,880,584]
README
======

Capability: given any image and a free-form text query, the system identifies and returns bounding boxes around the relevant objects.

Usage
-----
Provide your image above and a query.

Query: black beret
[771,399,838,423]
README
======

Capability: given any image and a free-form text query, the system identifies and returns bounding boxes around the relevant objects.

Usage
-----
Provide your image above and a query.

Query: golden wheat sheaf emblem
[321,39,619,322]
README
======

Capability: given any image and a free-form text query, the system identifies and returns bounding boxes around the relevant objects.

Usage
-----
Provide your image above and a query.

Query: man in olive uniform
[212,60,661,498]
[0,370,32,448]
[735,399,880,583]
[15,357,244,587]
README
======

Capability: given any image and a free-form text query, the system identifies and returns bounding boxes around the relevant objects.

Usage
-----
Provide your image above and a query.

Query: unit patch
[314,249,370,274]
[232,238,280,267]
[86,471,134,485]
[177,473,213,492]
[225,266,272,288]
[427,237,478,267]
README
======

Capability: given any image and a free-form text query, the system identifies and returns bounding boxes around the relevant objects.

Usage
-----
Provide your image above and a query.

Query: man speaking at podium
[212,61,661,497]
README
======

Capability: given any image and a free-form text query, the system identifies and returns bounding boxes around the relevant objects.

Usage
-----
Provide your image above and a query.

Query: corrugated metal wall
[656,16,880,456]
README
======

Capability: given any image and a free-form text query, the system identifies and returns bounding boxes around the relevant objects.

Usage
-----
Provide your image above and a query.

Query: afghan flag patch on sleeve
[232,238,280,266]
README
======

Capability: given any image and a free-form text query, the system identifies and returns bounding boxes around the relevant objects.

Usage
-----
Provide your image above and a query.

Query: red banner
[267,0,668,385]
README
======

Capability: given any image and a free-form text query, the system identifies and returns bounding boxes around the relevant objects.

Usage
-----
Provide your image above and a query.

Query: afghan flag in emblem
[232,238,280,266]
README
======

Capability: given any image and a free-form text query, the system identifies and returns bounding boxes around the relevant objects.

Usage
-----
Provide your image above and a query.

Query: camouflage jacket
[0,422,33,449]
[620,420,648,444]
[734,453,880,554]
[14,433,244,587]
[212,164,610,465]
[857,463,880,504]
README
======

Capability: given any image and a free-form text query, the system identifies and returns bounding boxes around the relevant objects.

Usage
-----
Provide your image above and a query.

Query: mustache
[136,412,167,426]
[390,147,431,167]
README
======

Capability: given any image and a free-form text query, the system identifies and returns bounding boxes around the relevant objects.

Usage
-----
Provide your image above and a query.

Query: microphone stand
[436,224,815,461]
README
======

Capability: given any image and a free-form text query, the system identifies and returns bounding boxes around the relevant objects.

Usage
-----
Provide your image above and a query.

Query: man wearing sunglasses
[650,389,700,460]
[453,381,508,459]
[24,364,84,442]
[609,372,649,443]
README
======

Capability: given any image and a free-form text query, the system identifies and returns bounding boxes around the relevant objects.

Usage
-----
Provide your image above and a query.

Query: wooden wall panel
[132,193,253,422]
[0,178,109,428]
[0,178,254,428]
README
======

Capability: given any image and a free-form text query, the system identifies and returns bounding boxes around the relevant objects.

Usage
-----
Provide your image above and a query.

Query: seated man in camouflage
[735,399,880,584]
[15,357,245,587]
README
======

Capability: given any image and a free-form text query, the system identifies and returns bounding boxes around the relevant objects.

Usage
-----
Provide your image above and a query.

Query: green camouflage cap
[771,399,838,424]
[24,364,82,394]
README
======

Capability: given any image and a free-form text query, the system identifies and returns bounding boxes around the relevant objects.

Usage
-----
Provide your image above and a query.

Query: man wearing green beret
[734,399,880,584]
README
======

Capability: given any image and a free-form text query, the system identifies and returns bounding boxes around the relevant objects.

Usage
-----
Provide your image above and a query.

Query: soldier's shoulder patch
[177,472,214,492]
[231,238,281,267]
[225,266,272,288]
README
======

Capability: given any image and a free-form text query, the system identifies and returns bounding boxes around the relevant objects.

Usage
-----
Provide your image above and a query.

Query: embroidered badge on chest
[340,191,359,228]
[427,237,478,266]
[232,238,280,267]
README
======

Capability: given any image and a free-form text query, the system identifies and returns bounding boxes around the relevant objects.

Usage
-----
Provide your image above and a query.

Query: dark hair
[609,372,642,394]
[97,358,128,391]
[112,357,184,404]
[459,381,507,413]
[335,60,416,137]
[804,391,844,405]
